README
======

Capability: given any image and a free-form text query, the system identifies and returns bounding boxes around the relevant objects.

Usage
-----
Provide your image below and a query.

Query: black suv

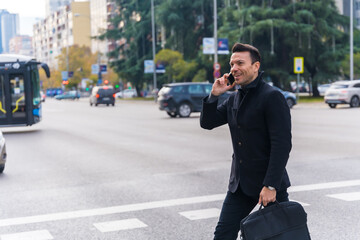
[158,82,231,118]
[90,86,115,106]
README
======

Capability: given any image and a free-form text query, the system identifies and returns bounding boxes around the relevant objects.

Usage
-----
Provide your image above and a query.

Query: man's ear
[254,61,260,72]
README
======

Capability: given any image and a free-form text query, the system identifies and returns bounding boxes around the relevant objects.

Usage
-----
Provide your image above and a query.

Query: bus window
[0,74,5,118]
[32,68,41,106]
[9,74,26,118]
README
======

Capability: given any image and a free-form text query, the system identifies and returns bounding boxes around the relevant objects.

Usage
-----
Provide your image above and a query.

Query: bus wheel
[0,164,5,173]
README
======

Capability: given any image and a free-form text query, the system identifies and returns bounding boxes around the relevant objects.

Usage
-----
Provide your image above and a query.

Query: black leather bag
[240,201,311,240]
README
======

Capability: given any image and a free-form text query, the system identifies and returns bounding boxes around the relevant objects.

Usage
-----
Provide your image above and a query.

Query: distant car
[157,82,231,118]
[90,86,115,106]
[324,80,360,108]
[55,90,80,100]
[116,89,138,98]
[317,84,331,95]
[46,88,63,97]
[0,130,7,173]
[272,86,297,109]
[40,90,46,102]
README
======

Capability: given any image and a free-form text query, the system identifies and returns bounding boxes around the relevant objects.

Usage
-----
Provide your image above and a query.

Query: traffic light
[62,80,69,85]
[115,84,119,89]
[104,79,109,85]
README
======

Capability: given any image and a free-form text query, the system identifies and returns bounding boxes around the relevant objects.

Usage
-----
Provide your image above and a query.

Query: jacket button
[238,142,242,146]
[239,159,243,163]
[237,125,241,128]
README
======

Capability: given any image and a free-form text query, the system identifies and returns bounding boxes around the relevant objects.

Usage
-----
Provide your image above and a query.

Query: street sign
[203,38,230,55]
[91,64,99,75]
[61,71,68,80]
[68,71,74,78]
[294,57,304,74]
[100,65,107,74]
[213,63,221,71]
[213,70,221,79]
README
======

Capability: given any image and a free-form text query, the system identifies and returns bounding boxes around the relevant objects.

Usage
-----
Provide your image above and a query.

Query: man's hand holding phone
[211,73,236,97]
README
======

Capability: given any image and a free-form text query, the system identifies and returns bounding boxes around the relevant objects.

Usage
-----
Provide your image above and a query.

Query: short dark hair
[232,43,261,64]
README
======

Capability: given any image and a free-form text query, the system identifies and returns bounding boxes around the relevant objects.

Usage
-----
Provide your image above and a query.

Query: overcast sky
[1,0,46,36]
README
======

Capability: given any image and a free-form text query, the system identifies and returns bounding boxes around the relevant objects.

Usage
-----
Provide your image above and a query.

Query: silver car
[324,80,360,108]
[0,130,7,173]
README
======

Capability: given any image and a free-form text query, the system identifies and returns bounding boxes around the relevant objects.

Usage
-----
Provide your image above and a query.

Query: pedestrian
[200,43,292,240]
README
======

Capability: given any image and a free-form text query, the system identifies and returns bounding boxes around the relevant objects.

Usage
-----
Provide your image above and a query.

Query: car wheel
[95,103,98,106]
[350,96,360,108]
[90,102,93,106]
[328,103,337,108]
[167,112,177,118]
[178,103,191,118]
[0,164,4,173]
[107,104,109,106]
[286,98,295,109]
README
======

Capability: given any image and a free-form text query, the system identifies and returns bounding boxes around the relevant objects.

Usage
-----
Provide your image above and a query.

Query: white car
[116,89,138,98]
[0,130,7,173]
[324,80,360,108]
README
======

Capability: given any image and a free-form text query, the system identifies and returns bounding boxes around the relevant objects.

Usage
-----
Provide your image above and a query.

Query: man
[200,43,292,240]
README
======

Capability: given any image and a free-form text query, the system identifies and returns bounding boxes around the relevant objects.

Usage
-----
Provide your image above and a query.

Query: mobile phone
[228,73,235,85]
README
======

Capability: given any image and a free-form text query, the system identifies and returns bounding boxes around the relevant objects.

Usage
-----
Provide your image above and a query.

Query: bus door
[0,72,27,125]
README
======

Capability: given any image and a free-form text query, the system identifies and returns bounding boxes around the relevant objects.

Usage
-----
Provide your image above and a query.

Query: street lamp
[151,0,157,93]
[350,0,354,80]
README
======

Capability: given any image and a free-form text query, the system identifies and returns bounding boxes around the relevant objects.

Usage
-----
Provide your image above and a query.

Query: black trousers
[214,186,289,240]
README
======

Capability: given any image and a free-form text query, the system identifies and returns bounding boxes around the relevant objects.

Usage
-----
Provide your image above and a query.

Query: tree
[56,45,97,90]
[218,0,348,95]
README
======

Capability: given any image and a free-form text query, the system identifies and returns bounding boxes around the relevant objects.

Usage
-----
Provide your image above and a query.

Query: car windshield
[330,84,349,89]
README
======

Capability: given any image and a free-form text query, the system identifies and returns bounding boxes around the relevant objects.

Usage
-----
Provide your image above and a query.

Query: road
[0,98,359,240]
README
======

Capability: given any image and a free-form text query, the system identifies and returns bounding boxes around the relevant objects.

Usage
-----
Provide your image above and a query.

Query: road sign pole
[297,73,300,102]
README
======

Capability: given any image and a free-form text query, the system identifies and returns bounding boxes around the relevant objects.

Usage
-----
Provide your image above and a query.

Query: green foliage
[105,0,353,96]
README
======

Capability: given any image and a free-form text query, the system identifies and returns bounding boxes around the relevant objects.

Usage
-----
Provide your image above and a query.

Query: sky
[1,0,46,36]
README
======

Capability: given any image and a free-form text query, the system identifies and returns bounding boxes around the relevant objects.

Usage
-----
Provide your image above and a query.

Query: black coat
[200,73,291,197]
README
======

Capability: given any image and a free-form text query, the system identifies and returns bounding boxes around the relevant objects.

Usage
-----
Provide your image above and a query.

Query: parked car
[90,86,115,106]
[0,130,7,173]
[55,90,80,100]
[116,89,138,98]
[324,80,360,108]
[46,88,63,97]
[272,86,297,109]
[158,82,231,118]
[40,90,46,102]
[317,84,331,96]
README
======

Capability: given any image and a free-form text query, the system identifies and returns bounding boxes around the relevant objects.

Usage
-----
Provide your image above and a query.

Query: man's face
[229,51,260,86]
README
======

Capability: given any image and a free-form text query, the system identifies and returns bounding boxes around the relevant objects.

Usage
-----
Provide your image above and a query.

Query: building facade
[33,1,91,69]
[0,10,19,53]
[9,35,33,56]
[45,0,73,17]
[340,0,360,29]
[90,0,117,64]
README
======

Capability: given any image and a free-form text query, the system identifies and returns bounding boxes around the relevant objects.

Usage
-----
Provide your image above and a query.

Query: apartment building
[33,1,91,69]
[0,10,19,53]
[45,0,73,17]
[90,0,117,64]
[9,35,33,56]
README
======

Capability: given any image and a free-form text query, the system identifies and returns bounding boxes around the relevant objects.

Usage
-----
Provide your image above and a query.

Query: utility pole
[213,0,218,77]
[350,0,354,80]
[151,0,157,92]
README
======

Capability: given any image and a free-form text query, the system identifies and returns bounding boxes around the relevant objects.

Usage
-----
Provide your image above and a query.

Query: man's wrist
[266,186,276,191]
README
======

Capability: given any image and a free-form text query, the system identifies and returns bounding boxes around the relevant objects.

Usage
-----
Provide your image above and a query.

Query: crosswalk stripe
[179,208,221,220]
[290,199,310,206]
[288,179,360,193]
[0,230,53,240]
[93,218,147,232]
[326,192,360,201]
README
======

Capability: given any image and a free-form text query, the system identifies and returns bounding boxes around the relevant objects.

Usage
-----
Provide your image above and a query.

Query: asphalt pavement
[0,98,359,240]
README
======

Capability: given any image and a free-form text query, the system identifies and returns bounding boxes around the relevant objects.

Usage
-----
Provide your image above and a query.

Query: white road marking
[288,179,360,193]
[290,199,310,206]
[0,179,359,227]
[327,192,360,201]
[179,208,221,220]
[0,194,225,227]
[0,230,53,240]
[94,218,147,232]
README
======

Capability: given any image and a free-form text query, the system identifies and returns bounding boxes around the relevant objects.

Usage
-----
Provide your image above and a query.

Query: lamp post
[213,0,218,81]
[350,0,354,80]
[151,0,157,93]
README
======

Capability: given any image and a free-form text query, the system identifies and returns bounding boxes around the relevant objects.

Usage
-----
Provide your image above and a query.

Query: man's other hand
[258,186,276,206]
